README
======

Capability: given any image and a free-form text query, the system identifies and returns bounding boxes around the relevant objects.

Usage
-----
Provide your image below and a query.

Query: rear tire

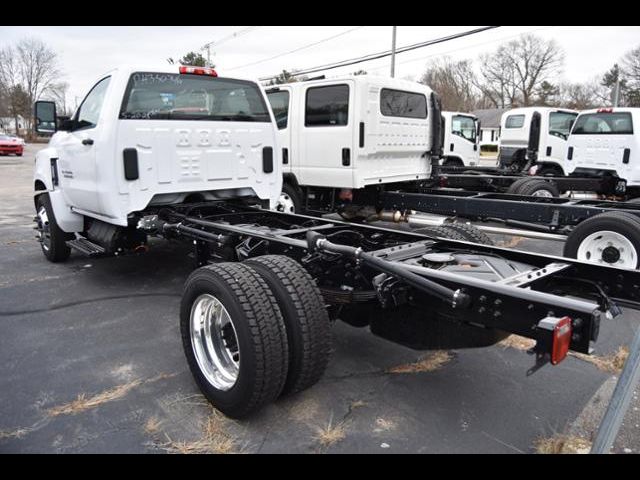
[35,193,72,263]
[180,263,289,418]
[564,212,640,270]
[511,178,560,198]
[444,223,494,245]
[245,256,331,396]
[413,225,468,241]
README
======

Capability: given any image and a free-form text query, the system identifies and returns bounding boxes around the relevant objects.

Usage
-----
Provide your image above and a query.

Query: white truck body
[565,108,640,189]
[34,66,281,230]
[441,111,480,167]
[499,107,578,174]
[266,76,436,190]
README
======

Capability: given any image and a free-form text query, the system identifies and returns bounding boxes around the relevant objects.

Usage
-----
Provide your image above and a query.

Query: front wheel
[275,183,302,214]
[35,193,72,263]
[564,212,640,270]
[180,263,289,418]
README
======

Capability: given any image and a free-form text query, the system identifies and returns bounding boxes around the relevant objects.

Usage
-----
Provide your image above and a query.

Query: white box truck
[441,111,480,168]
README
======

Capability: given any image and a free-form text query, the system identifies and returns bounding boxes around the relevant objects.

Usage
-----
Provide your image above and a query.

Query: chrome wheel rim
[37,205,51,252]
[577,231,637,269]
[531,189,554,198]
[190,294,241,391]
[275,192,296,214]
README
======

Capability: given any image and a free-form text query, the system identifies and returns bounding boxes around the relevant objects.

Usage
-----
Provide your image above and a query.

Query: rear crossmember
[137,202,640,367]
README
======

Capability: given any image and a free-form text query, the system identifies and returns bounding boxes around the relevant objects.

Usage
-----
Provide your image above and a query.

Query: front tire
[180,263,289,418]
[564,212,640,270]
[275,183,302,214]
[245,256,331,396]
[35,193,72,263]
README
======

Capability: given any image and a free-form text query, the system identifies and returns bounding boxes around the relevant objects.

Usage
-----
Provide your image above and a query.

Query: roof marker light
[179,66,218,77]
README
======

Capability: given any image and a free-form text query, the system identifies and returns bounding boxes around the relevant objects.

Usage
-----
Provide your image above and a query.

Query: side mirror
[34,101,57,135]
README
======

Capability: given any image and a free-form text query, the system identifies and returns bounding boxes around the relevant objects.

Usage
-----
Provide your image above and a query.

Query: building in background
[0,116,26,135]
[473,109,505,151]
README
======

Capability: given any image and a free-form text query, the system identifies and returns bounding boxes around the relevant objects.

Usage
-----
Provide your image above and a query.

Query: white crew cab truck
[498,107,578,175]
[441,111,480,168]
[565,108,640,197]
[33,65,281,261]
[265,76,441,214]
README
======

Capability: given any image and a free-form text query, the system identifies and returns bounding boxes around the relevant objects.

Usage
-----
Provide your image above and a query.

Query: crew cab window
[572,112,634,135]
[549,111,577,140]
[380,89,427,119]
[119,73,270,122]
[76,77,111,130]
[505,115,525,129]
[452,115,476,142]
[266,90,290,129]
[305,85,349,127]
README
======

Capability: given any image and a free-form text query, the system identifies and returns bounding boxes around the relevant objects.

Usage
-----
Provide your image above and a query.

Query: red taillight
[551,316,573,365]
[597,108,614,114]
[179,66,218,77]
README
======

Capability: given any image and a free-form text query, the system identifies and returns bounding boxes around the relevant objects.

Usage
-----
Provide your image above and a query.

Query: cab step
[66,238,106,257]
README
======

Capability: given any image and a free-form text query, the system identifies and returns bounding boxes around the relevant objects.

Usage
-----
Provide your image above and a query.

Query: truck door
[544,110,577,170]
[450,114,479,166]
[57,76,111,214]
[297,82,355,188]
[266,87,292,175]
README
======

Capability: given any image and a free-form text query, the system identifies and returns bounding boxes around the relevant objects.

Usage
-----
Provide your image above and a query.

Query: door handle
[82,138,94,146]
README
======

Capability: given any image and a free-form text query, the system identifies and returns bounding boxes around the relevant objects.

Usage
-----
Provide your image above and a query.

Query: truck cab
[33,65,280,261]
[265,76,440,213]
[441,111,480,167]
[565,108,639,194]
[499,107,578,175]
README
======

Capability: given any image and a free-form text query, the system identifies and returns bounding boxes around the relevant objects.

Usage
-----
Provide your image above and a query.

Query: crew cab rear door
[296,81,355,188]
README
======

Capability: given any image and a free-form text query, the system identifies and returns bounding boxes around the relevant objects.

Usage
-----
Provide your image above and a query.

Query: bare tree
[558,79,607,110]
[48,81,72,116]
[477,34,564,107]
[0,38,61,136]
[622,45,640,84]
[419,57,479,111]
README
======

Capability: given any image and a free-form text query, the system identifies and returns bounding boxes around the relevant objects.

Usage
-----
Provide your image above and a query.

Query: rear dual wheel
[181,257,331,418]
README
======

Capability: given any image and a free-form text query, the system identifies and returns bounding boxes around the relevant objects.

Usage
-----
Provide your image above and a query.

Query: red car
[0,135,24,156]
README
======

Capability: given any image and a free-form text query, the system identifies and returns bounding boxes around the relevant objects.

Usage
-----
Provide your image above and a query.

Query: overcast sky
[1,26,639,107]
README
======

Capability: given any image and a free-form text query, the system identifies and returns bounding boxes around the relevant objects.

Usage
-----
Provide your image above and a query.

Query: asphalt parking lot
[1,144,638,454]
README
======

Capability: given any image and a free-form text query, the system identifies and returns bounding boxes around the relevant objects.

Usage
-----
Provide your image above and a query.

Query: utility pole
[206,45,212,68]
[390,26,397,78]
[613,76,621,107]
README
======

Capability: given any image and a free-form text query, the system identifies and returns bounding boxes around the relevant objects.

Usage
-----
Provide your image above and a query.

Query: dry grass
[144,416,163,435]
[160,410,238,455]
[0,428,30,440]
[535,435,591,454]
[314,418,347,448]
[47,379,143,417]
[374,418,396,433]
[47,373,175,417]
[499,335,536,351]
[497,236,526,249]
[387,351,452,374]
[571,346,630,374]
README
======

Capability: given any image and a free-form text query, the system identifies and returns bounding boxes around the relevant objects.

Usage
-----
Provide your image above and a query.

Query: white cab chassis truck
[441,111,480,167]
[499,107,578,175]
[265,76,440,215]
[565,108,640,196]
[31,67,640,419]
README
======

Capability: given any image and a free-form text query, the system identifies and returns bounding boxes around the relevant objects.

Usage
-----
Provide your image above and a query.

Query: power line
[202,26,261,50]
[259,26,500,82]
[366,25,557,73]
[227,26,366,72]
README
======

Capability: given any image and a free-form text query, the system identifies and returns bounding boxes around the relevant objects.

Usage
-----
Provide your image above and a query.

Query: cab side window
[75,77,111,130]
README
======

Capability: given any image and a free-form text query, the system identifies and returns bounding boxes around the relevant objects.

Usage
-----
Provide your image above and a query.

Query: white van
[266,76,440,213]
[441,111,480,167]
[499,107,578,175]
[566,108,639,193]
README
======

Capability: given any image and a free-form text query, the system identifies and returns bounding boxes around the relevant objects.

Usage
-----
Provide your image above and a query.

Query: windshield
[549,111,577,140]
[452,115,477,142]
[120,73,271,122]
[572,112,634,135]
